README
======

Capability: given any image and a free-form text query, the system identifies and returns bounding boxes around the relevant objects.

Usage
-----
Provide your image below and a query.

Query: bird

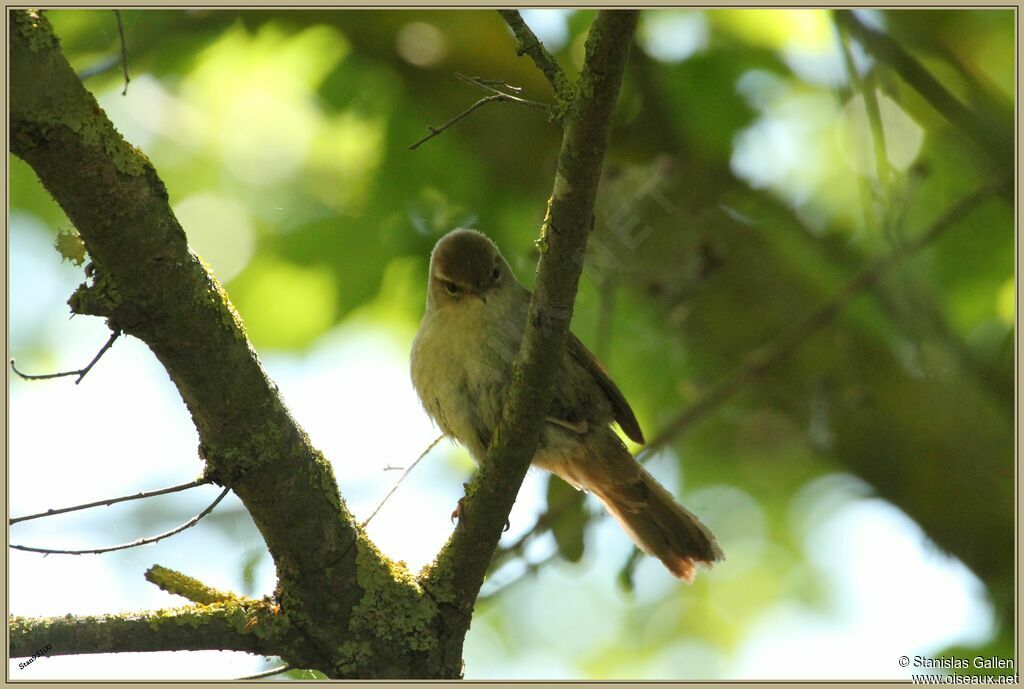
[410,228,723,581]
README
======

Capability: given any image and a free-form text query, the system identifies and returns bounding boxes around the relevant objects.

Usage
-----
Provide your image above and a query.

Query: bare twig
[409,95,516,151]
[10,486,230,555]
[10,329,120,385]
[454,72,548,110]
[239,665,292,680]
[360,435,444,528]
[10,477,210,525]
[497,10,574,105]
[458,74,523,93]
[409,75,550,151]
[114,10,130,96]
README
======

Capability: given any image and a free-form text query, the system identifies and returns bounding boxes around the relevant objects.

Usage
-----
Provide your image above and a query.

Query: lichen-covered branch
[10,8,642,678]
[498,10,575,107]
[145,565,240,605]
[10,603,280,659]
[423,9,639,660]
[8,10,431,677]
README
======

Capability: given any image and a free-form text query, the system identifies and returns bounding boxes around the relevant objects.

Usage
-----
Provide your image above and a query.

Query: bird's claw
[450,497,466,526]
[450,499,509,533]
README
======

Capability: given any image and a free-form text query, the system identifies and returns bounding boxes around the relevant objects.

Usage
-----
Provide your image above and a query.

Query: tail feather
[590,465,723,583]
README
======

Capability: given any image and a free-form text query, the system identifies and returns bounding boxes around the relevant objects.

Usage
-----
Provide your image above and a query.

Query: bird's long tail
[567,442,723,582]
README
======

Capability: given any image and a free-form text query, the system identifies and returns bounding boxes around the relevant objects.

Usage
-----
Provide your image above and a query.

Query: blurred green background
[8,8,1015,680]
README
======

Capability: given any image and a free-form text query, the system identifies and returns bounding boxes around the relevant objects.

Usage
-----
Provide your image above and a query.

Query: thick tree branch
[10,566,316,667]
[423,9,639,659]
[9,11,431,676]
[10,9,642,677]
[10,604,278,658]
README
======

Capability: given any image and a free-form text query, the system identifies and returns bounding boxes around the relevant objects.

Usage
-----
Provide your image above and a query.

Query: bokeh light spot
[396,22,446,67]
[174,192,256,283]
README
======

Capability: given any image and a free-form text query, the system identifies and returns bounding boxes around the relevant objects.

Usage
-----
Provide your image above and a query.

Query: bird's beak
[473,290,487,304]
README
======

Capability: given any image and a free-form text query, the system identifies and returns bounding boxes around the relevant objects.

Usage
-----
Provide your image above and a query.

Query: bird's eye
[491,266,501,281]
[443,281,461,296]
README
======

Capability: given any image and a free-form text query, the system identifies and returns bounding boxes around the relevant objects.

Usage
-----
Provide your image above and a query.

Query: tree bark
[9,9,639,678]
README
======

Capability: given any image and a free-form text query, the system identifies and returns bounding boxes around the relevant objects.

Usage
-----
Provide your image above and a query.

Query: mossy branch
[423,9,639,655]
[10,8,642,678]
[497,10,575,107]
[9,603,278,658]
[145,565,240,605]
[8,8,386,674]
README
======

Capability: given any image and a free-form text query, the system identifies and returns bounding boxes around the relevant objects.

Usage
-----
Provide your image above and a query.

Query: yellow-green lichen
[54,229,86,266]
[335,640,373,675]
[144,600,282,641]
[193,253,248,342]
[145,564,239,605]
[13,10,59,53]
[418,552,457,606]
[347,530,439,655]
[535,194,555,254]
[69,259,123,316]
[11,11,145,177]
[308,449,343,513]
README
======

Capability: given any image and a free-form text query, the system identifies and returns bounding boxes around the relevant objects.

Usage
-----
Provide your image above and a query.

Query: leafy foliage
[10,8,1014,679]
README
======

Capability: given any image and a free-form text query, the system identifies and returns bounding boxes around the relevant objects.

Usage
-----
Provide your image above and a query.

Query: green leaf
[544,475,587,563]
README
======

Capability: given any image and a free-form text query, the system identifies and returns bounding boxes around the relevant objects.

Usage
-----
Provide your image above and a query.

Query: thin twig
[10,486,230,556]
[459,74,523,93]
[114,10,129,96]
[360,435,444,528]
[497,9,574,105]
[10,478,210,525]
[409,95,506,150]
[10,329,120,385]
[454,72,549,111]
[239,664,292,680]
[409,76,550,151]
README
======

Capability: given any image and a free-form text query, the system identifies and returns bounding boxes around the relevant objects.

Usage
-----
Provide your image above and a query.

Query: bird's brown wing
[565,332,645,444]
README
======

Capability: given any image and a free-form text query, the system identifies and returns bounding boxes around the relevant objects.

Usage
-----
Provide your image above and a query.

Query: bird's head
[427,228,509,308]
